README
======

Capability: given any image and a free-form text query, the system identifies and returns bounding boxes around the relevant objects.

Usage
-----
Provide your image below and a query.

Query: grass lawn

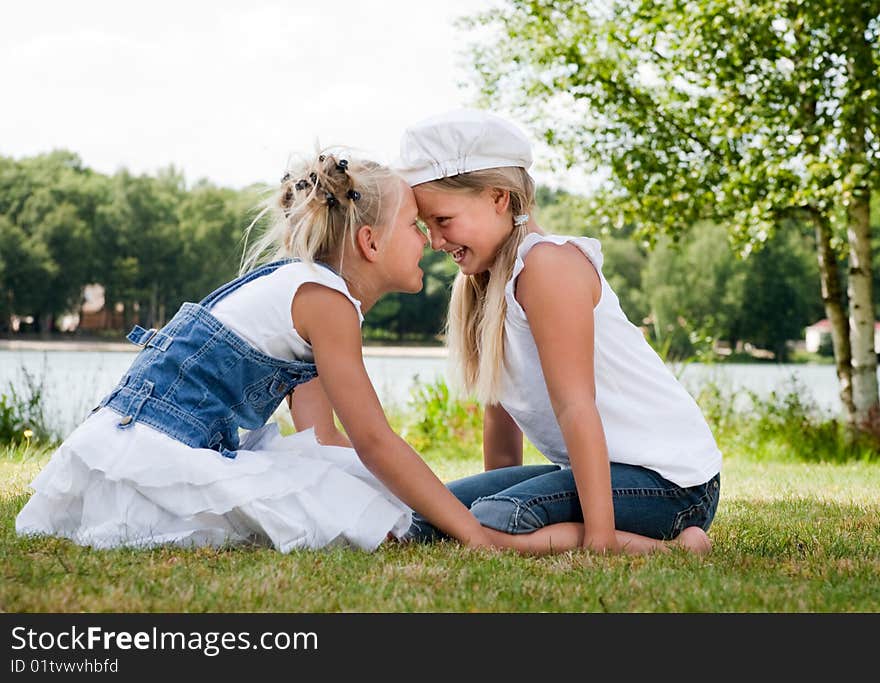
[2,440,878,613]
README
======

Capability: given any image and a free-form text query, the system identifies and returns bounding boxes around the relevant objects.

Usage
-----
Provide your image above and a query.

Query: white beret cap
[395,108,533,187]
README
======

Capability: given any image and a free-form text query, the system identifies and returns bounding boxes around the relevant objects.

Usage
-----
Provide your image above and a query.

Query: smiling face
[412,185,513,275]
[379,182,429,293]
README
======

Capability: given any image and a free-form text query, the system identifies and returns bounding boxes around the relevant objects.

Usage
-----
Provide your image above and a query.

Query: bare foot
[675,526,712,555]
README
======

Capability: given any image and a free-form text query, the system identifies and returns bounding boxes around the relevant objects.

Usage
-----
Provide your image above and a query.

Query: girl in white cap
[396,110,721,555]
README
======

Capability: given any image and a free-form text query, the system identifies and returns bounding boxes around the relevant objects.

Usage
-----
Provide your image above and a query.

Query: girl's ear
[492,188,511,215]
[355,224,381,263]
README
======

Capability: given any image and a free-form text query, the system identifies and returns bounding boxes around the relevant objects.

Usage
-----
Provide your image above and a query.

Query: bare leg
[484,524,711,557]
[483,523,584,555]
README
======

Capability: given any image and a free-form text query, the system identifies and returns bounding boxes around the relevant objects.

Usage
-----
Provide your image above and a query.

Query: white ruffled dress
[15,262,412,552]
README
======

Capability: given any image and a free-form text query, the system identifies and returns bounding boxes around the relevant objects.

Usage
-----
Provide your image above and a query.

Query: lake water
[0,348,852,439]
[0,348,449,439]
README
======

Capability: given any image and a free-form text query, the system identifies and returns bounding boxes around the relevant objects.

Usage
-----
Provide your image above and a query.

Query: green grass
[2,439,878,613]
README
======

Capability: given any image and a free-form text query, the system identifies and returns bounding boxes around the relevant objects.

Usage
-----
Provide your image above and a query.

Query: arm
[515,243,619,554]
[288,377,352,447]
[293,284,491,548]
[483,403,523,471]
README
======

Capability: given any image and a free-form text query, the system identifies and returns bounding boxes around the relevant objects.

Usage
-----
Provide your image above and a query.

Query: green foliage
[695,377,880,464]
[463,0,879,244]
[400,372,879,466]
[531,186,657,325]
[402,377,483,457]
[0,154,259,335]
[0,151,462,341]
[533,187,591,236]
[0,147,843,351]
[461,0,880,419]
[598,236,650,325]
[643,221,823,359]
[0,369,51,446]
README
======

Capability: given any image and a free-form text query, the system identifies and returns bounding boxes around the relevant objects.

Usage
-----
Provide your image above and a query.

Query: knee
[470,495,544,534]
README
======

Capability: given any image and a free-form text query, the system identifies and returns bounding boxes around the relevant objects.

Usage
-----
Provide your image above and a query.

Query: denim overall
[97,259,321,458]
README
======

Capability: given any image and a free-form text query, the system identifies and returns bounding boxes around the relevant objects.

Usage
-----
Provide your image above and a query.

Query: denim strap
[126,325,174,351]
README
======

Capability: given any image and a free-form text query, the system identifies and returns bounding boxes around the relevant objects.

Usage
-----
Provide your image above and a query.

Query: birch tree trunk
[846,192,878,423]
[812,211,856,422]
[844,23,879,424]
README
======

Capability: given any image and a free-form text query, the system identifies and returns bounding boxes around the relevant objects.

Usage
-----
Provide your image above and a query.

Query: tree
[464,0,879,428]
[735,223,825,360]
[95,169,185,329]
[643,221,822,360]
[176,181,248,305]
[643,222,746,357]
[0,215,56,330]
[0,152,104,333]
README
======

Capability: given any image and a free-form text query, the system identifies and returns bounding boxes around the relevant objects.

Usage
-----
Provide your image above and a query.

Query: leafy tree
[643,221,822,360]
[0,216,56,331]
[735,223,825,360]
[643,222,746,357]
[95,169,185,329]
[464,0,879,428]
[0,151,103,332]
[176,180,248,305]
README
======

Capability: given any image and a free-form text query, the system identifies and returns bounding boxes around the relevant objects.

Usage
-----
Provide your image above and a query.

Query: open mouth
[450,246,466,263]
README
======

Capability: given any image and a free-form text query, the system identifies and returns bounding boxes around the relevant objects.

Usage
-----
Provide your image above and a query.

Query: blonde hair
[241,148,402,275]
[425,167,535,404]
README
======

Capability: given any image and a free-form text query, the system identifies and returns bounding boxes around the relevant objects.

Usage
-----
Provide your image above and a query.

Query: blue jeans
[407,463,720,542]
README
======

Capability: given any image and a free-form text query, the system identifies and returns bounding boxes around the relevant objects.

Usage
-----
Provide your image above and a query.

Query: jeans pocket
[670,475,720,537]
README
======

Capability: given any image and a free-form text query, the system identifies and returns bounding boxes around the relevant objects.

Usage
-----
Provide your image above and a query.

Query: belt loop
[126,325,157,347]
[117,379,154,430]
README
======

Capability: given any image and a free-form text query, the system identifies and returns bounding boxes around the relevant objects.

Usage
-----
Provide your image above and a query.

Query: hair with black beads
[240,148,403,275]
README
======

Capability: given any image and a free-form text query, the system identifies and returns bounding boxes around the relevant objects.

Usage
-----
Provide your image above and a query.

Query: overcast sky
[1,0,584,191]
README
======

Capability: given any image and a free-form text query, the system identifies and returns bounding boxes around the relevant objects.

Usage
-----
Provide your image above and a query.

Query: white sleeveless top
[211,261,363,361]
[500,233,722,488]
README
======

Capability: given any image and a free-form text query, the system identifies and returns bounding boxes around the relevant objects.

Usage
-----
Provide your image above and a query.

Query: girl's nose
[430,231,446,251]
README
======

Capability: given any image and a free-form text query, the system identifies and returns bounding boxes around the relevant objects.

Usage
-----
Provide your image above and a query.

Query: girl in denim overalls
[16,150,497,552]
[396,110,722,556]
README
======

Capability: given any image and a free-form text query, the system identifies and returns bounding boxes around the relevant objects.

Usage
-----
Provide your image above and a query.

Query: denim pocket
[670,475,720,537]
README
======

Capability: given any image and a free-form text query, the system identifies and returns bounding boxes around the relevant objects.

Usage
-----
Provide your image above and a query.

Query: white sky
[1,0,582,191]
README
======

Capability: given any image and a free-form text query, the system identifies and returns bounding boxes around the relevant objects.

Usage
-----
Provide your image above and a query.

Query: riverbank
[0,338,448,357]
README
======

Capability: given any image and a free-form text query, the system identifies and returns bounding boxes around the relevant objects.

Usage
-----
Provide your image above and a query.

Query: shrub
[0,367,51,446]
[401,377,482,457]
[698,376,880,464]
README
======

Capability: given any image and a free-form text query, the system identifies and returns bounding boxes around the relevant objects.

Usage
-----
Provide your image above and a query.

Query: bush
[697,376,880,464]
[400,375,880,466]
[0,368,51,446]
[401,377,482,457]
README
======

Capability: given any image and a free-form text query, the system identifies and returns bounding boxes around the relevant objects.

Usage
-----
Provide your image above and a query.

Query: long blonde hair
[425,167,535,404]
[241,148,402,275]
